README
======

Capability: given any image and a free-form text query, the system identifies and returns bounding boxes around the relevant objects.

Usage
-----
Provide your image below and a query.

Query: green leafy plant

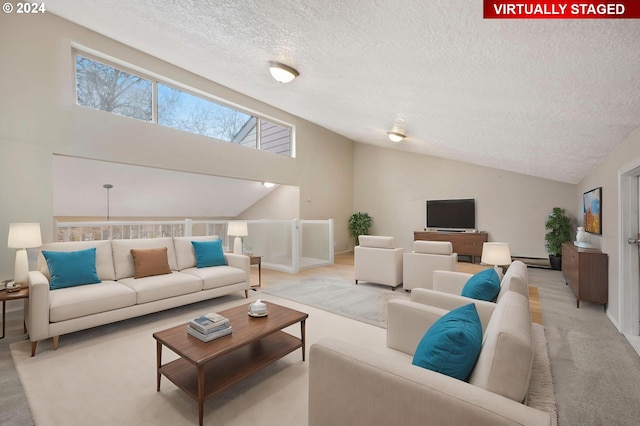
[348,212,373,246]
[545,207,573,256]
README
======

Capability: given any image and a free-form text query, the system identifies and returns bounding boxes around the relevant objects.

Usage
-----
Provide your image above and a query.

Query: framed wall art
[583,187,602,234]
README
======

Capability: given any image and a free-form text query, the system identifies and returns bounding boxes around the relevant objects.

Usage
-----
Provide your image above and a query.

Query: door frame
[619,157,640,335]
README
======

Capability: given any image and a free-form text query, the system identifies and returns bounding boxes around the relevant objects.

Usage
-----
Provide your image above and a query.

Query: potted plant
[544,207,573,270]
[348,212,373,246]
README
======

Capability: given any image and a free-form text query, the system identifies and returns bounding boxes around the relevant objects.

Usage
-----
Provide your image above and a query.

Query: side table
[1,286,29,339]
[249,256,262,287]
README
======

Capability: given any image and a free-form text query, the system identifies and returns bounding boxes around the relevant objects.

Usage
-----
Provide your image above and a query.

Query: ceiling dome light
[268,61,299,83]
[387,131,406,142]
[262,181,276,188]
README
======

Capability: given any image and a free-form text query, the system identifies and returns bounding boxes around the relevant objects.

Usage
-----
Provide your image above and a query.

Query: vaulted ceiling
[47,0,640,184]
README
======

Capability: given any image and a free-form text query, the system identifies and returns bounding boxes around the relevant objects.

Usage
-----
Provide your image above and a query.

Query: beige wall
[0,12,354,280]
[353,143,577,258]
[237,185,301,220]
[576,127,640,329]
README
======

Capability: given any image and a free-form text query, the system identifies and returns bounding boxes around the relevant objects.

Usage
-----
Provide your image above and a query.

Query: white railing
[55,218,334,274]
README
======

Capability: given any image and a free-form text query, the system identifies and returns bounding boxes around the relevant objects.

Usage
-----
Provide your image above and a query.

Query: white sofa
[309,290,551,425]
[26,236,250,356]
[417,260,528,330]
[403,240,458,291]
[354,235,403,290]
[431,260,528,300]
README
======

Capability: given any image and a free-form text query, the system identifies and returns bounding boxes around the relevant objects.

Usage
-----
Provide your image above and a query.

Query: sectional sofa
[26,236,250,356]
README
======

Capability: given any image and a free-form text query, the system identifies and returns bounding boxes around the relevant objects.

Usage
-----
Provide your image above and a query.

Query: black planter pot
[549,255,562,271]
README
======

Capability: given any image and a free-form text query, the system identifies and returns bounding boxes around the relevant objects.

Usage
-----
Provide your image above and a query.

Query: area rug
[261,275,409,328]
[263,279,544,329]
[529,323,558,426]
[10,294,387,426]
[10,291,556,425]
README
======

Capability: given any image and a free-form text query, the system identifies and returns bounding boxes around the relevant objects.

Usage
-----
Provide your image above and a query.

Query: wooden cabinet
[561,242,608,309]
[414,231,488,263]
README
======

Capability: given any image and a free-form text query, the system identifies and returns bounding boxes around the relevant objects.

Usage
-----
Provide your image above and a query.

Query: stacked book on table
[187,312,232,342]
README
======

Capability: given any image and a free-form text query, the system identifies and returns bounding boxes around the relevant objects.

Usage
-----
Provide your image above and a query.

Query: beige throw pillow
[130,247,172,279]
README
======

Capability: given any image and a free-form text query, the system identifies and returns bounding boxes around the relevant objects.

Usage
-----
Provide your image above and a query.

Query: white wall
[238,184,301,220]
[353,143,577,258]
[0,12,354,280]
[576,127,640,329]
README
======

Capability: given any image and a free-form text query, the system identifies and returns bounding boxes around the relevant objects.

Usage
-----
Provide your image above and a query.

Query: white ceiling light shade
[387,131,406,142]
[388,115,408,142]
[262,182,276,188]
[268,61,299,83]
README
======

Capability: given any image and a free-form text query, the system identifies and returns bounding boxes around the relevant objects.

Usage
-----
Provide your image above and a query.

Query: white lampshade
[228,221,248,255]
[481,242,512,266]
[8,223,42,249]
[227,221,248,237]
[8,223,42,286]
[268,61,299,83]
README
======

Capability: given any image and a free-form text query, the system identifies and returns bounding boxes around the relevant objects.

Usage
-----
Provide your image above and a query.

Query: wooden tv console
[414,231,488,263]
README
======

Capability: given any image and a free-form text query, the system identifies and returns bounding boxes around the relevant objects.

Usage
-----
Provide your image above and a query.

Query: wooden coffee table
[153,301,308,426]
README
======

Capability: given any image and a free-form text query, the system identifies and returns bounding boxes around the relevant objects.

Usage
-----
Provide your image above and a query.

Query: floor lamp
[227,221,248,255]
[7,223,42,285]
[481,242,512,277]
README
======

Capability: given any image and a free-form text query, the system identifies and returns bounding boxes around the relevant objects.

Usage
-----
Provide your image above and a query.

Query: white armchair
[403,240,457,291]
[354,235,403,290]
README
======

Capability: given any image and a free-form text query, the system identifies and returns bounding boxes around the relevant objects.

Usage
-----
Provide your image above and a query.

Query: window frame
[72,46,296,158]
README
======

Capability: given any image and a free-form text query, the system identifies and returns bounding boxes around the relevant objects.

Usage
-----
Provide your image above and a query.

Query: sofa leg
[31,341,37,357]
[53,336,59,350]
[244,290,248,298]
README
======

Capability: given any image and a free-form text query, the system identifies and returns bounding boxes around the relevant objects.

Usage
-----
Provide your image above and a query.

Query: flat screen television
[426,198,476,230]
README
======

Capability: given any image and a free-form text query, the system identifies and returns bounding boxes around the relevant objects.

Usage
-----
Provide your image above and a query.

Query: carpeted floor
[9,288,556,425]
[529,267,640,425]
[4,259,640,425]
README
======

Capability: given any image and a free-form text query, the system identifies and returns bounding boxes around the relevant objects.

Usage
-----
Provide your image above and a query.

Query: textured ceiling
[47,0,640,184]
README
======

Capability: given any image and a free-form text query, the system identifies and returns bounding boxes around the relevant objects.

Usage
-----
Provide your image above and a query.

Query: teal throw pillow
[191,239,227,268]
[461,268,501,301]
[412,303,482,381]
[42,247,102,290]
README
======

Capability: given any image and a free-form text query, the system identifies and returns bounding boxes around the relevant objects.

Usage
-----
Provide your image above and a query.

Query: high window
[75,53,294,157]
[76,56,152,121]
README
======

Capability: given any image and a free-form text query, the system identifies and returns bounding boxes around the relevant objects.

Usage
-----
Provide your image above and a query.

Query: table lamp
[481,242,511,277]
[8,223,42,285]
[227,221,248,254]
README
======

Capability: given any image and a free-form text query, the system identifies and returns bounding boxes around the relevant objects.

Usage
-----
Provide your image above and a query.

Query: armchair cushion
[358,235,395,248]
[42,248,101,290]
[461,268,500,301]
[412,303,482,381]
[413,240,453,255]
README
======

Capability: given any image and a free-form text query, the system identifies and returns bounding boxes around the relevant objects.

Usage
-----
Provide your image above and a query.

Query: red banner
[484,1,640,19]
